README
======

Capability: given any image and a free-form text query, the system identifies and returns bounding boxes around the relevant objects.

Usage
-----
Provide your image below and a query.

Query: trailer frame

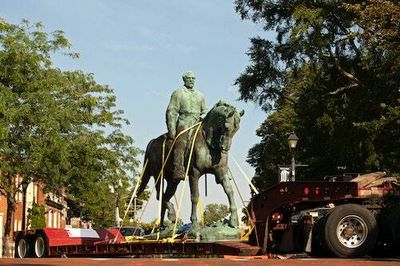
[248,179,400,257]
[14,177,400,258]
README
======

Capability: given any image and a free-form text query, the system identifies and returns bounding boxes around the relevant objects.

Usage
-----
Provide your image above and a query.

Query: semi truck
[14,172,400,258]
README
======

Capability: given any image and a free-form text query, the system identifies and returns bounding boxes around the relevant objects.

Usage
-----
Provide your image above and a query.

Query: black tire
[324,204,378,257]
[33,232,48,258]
[15,235,31,258]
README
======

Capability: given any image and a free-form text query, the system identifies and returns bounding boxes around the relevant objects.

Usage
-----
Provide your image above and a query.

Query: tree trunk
[4,193,15,258]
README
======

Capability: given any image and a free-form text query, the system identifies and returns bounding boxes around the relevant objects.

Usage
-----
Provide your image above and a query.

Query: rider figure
[166,71,207,181]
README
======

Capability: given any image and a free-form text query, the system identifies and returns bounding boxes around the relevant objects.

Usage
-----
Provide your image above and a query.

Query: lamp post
[21,182,29,231]
[288,133,299,182]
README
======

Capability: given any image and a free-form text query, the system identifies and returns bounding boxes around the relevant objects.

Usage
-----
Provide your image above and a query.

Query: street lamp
[288,133,299,181]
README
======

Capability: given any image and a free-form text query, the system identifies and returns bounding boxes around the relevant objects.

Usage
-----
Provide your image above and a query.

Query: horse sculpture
[136,101,244,229]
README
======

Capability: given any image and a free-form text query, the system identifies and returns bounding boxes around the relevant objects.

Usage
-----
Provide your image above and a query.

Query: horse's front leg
[189,170,201,230]
[161,180,179,226]
[216,168,238,227]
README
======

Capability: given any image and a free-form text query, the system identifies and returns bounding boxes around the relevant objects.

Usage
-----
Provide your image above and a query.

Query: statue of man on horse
[136,72,244,230]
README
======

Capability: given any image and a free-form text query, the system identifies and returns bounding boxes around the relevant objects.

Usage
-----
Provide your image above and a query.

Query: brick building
[0,177,67,247]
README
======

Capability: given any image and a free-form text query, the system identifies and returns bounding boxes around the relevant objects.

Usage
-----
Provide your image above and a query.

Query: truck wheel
[324,204,378,257]
[34,232,48,258]
[15,235,31,258]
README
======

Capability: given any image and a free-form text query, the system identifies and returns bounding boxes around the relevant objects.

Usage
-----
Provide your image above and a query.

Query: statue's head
[182,71,196,89]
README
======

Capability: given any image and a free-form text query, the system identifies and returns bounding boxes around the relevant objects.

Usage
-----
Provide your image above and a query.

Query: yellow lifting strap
[113,159,149,243]
[228,169,255,221]
[241,224,256,241]
[136,122,201,224]
[152,122,202,192]
[122,159,149,223]
[151,219,158,234]
[198,196,205,225]
[172,122,203,239]
[231,155,259,195]
[228,168,257,242]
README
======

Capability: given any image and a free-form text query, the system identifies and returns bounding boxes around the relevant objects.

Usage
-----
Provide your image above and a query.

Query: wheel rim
[17,238,27,258]
[336,214,368,248]
[35,236,45,257]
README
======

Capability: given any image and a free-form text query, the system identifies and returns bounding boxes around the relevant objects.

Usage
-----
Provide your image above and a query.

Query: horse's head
[202,101,244,153]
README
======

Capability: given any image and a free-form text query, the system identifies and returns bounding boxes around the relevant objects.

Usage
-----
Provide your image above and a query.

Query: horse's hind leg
[216,169,239,227]
[136,167,152,197]
[166,201,176,222]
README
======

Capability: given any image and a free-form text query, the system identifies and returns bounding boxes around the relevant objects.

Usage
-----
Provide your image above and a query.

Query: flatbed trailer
[14,227,261,258]
[14,173,400,258]
[248,175,400,257]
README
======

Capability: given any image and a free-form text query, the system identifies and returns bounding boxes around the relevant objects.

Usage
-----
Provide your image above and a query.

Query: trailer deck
[47,240,261,257]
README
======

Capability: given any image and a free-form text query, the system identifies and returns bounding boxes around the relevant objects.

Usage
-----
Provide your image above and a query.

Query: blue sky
[2,0,271,223]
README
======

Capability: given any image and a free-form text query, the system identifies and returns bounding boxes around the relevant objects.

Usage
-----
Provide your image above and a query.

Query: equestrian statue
[136,100,244,229]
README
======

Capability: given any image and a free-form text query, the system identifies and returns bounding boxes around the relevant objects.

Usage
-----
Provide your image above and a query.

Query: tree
[234,0,400,189]
[27,203,46,229]
[0,18,73,253]
[203,203,230,226]
[0,18,142,254]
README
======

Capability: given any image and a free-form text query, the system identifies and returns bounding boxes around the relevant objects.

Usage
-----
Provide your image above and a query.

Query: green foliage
[0,18,143,234]
[27,203,46,229]
[203,203,229,226]
[235,0,400,189]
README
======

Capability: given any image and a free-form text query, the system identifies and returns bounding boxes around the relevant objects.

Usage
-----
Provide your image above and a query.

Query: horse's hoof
[167,212,176,222]
[230,217,239,228]
[192,223,199,232]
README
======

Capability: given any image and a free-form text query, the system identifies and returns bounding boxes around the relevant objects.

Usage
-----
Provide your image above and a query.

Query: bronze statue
[166,71,207,181]
[137,101,244,229]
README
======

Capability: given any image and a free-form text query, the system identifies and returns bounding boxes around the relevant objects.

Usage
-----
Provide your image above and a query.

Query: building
[0,177,67,241]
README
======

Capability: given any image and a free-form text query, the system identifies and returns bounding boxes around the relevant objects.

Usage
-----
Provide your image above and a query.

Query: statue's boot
[172,143,187,181]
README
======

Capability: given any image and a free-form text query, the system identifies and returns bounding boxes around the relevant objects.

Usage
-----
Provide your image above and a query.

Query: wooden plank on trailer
[351,172,386,188]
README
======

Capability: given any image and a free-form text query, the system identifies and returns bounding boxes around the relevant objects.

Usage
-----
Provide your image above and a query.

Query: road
[1,257,400,266]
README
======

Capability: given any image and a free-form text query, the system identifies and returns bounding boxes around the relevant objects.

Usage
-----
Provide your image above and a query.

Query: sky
[1,0,271,224]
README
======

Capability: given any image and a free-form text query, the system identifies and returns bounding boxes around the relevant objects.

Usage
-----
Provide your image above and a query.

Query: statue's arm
[166,90,179,139]
[200,94,207,119]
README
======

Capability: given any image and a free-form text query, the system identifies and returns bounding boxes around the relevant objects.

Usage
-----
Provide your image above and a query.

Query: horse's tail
[136,138,156,197]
